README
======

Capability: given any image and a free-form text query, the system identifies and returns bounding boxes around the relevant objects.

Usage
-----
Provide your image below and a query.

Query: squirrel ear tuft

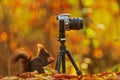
[37,44,44,55]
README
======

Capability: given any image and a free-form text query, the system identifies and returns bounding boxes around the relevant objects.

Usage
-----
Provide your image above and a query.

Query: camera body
[57,14,83,31]
[57,14,83,41]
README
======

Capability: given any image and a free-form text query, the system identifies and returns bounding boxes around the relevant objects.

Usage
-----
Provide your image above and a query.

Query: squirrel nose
[47,57,54,63]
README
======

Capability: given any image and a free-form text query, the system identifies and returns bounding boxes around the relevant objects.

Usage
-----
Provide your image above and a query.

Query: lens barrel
[69,18,83,30]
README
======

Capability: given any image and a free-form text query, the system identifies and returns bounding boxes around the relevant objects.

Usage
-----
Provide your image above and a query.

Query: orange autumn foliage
[1,32,8,42]
[93,48,103,59]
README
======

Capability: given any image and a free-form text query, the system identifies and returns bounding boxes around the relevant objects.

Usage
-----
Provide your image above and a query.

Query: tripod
[55,34,82,75]
[55,14,82,75]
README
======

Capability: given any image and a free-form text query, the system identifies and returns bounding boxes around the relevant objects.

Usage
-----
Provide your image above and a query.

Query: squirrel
[10,44,54,74]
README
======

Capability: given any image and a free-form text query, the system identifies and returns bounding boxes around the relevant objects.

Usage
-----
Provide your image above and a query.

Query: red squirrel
[11,44,54,74]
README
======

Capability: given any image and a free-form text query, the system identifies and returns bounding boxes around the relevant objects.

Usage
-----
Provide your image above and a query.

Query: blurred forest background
[0,0,120,76]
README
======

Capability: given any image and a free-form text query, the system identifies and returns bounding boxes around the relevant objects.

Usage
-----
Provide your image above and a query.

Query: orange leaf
[1,32,8,42]
[93,48,103,59]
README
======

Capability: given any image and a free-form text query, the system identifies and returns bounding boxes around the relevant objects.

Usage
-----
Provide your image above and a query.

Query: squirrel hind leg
[36,67,45,74]
[30,65,45,74]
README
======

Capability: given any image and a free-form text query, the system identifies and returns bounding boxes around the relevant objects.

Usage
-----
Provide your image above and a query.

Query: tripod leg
[62,53,66,73]
[66,50,82,75]
[55,52,63,73]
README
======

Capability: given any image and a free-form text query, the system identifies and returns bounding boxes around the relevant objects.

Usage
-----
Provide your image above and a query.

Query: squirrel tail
[11,53,31,72]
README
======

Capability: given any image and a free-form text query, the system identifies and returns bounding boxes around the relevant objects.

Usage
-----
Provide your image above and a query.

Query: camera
[56,14,83,75]
[57,14,83,31]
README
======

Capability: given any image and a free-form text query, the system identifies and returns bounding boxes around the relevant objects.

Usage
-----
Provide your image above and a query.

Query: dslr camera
[57,14,83,41]
[57,14,83,32]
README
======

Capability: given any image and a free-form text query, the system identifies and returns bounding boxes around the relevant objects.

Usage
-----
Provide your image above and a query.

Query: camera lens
[69,18,83,30]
